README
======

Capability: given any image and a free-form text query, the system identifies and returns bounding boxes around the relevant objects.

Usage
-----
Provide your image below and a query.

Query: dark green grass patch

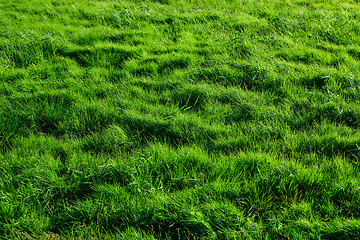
[60,44,136,68]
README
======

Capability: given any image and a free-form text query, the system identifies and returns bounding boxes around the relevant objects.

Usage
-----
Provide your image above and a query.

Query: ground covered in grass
[1,0,360,239]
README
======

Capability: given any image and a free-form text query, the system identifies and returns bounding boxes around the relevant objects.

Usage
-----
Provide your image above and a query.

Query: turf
[1,0,360,239]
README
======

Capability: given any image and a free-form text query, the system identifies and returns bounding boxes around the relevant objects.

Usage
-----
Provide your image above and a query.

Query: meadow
[1,0,360,239]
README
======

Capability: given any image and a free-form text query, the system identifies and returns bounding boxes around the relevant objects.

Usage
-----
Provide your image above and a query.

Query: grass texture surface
[1,0,360,239]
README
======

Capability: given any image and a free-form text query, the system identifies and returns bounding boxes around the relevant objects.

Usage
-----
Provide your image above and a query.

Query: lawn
[1,0,360,239]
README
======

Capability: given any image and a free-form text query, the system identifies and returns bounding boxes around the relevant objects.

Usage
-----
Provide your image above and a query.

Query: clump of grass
[0,34,63,68]
[82,125,130,154]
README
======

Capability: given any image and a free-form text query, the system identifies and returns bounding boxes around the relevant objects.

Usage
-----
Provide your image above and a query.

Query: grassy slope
[1,0,360,239]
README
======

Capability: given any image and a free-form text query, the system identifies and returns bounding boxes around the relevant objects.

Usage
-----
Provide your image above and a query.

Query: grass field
[1,0,360,239]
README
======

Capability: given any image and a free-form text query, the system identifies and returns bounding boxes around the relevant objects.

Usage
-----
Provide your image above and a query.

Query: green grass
[1,0,360,239]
